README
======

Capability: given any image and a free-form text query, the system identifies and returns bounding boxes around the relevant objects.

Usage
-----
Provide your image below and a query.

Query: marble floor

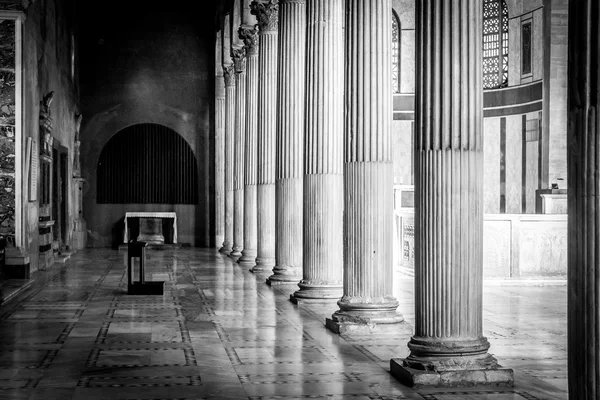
[0,248,567,400]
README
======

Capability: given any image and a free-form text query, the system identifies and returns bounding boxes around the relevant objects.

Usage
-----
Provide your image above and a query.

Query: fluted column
[326,0,402,334]
[250,0,278,272]
[220,64,236,254]
[567,1,600,398]
[291,0,343,302]
[390,0,513,387]
[238,25,260,267]
[215,31,226,248]
[230,45,247,260]
[267,0,306,285]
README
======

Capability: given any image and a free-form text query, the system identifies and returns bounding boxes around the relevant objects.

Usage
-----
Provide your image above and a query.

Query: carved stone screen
[97,123,198,204]
[392,11,400,94]
[483,0,509,89]
[0,19,16,244]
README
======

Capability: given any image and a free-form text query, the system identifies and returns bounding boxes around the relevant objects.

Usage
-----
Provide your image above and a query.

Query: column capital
[239,24,260,56]
[231,46,247,73]
[223,64,236,87]
[250,0,278,33]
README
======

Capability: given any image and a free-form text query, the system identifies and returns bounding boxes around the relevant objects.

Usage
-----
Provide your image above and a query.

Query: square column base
[289,295,339,305]
[390,358,514,388]
[326,316,405,335]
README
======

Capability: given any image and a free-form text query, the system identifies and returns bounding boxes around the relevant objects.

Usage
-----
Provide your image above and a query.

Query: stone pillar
[215,31,226,248]
[291,0,343,302]
[230,45,247,260]
[220,64,236,254]
[220,14,235,255]
[390,0,513,387]
[238,25,260,268]
[325,0,402,334]
[567,1,600,398]
[267,0,306,286]
[250,0,278,272]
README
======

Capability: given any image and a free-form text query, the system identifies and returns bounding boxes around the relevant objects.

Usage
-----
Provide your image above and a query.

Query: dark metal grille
[483,0,509,89]
[97,123,199,204]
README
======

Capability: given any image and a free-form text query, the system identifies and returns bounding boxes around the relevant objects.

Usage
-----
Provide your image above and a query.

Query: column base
[390,355,514,388]
[267,268,302,286]
[229,248,243,261]
[238,251,257,267]
[291,281,343,303]
[219,242,233,255]
[326,309,404,335]
[250,257,275,273]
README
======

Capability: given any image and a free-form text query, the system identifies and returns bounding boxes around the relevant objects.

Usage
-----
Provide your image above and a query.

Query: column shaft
[215,68,225,248]
[221,65,236,254]
[239,25,260,268]
[390,0,512,387]
[268,0,306,285]
[292,0,343,302]
[567,1,600,398]
[231,46,247,260]
[251,0,279,272]
[326,0,402,334]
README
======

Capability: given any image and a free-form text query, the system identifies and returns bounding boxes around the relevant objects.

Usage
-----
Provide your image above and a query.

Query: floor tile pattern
[0,249,567,399]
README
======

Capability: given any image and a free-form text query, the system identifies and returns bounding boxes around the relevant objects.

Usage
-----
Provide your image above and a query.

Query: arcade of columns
[214,0,600,394]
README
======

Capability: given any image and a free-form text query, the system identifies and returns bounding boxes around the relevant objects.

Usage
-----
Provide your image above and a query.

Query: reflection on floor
[0,249,567,400]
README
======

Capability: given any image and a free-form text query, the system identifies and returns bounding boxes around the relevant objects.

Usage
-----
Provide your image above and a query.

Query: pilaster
[326,0,402,334]
[238,24,260,267]
[267,0,306,286]
[566,1,600,398]
[390,0,513,387]
[250,0,278,272]
[291,0,343,303]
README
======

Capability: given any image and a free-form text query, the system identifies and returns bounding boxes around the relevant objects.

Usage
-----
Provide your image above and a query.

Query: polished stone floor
[0,248,567,399]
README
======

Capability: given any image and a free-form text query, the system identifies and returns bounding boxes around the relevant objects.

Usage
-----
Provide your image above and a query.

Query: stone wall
[78,2,216,247]
[20,0,79,271]
[0,20,16,246]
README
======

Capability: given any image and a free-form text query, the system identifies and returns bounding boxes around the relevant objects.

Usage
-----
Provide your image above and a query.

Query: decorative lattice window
[392,11,400,94]
[483,0,509,89]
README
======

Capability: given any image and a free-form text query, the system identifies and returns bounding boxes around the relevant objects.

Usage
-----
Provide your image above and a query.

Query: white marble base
[391,358,514,388]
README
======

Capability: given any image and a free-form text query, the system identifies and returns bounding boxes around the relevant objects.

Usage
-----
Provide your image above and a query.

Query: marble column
[238,25,260,268]
[215,31,226,249]
[291,0,343,302]
[325,0,402,334]
[567,1,600,398]
[250,0,278,272]
[267,0,306,286]
[220,14,235,255]
[390,0,513,387]
[220,64,236,254]
[230,45,247,261]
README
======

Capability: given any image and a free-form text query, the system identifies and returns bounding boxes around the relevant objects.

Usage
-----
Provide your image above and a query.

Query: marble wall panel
[400,29,415,94]
[548,1,568,188]
[519,219,567,277]
[392,0,415,29]
[484,117,500,214]
[483,220,511,278]
[525,140,538,213]
[505,115,522,214]
[508,18,521,86]
[532,9,544,82]
[392,120,412,185]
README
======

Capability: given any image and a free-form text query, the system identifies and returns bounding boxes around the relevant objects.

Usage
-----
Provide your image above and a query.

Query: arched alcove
[97,123,199,204]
